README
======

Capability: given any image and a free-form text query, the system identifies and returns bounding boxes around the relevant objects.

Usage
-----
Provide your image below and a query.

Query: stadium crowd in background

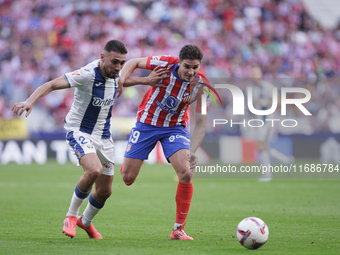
[1,0,340,135]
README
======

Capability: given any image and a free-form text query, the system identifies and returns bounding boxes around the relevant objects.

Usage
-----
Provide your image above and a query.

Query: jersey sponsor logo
[155,100,179,114]
[165,95,179,109]
[92,97,114,107]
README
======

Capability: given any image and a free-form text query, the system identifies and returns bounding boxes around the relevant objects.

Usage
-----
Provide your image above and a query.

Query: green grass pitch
[0,160,339,254]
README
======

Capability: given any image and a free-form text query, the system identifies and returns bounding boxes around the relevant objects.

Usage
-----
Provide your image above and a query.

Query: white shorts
[66,130,115,176]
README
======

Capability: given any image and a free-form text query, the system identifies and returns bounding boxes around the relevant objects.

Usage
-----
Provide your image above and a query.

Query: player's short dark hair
[179,44,203,62]
[104,40,128,54]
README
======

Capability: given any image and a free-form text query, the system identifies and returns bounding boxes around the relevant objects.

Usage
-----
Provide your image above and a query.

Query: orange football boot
[76,216,103,239]
[170,222,194,240]
[62,216,77,238]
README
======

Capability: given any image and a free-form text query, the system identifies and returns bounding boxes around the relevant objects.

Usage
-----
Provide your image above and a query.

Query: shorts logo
[165,96,178,109]
[126,143,132,152]
[183,142,189,145]
[103,162,113,169]
[176,134,190,142]
[169,135,175,142]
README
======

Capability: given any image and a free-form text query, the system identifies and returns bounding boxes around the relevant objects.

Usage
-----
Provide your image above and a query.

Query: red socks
[175,182,193,224]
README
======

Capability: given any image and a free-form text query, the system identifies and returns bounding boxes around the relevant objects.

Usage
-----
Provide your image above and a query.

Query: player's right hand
[147,66,169,87]
[116,82,123,98]
[188,151,198,173]
[11,102,32,117]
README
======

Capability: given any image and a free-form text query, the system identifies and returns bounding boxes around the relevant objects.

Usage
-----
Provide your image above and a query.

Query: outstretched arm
[117,58,168,96]
[123,66,168,87]
[116,58,147,97]
[118,57,147,84]
[12,75,69,117]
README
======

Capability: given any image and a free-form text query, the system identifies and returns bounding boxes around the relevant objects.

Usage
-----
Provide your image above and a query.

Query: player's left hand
[12,101,33,117]
[147,66,169,87]
[188,151,198,172]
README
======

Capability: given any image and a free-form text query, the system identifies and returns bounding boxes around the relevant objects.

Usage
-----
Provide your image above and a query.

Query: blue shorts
[124,121,190,162]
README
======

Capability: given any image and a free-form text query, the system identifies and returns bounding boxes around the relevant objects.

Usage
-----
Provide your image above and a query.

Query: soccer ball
[236,217,269,249]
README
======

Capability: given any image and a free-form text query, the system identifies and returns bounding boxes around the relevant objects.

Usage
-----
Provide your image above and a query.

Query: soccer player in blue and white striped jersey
[12,40,167,239]
[13,40,128,239]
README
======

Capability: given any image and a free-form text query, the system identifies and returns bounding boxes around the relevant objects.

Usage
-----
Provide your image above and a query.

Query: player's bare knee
[87,167,103,181]
[178,170,191,184]
[122,173,135,183]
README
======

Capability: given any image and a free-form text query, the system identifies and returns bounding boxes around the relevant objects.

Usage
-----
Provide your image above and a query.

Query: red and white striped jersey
[137,55,210,127]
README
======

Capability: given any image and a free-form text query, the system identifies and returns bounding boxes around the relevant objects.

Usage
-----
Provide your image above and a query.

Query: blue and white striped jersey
[64,60,118,139]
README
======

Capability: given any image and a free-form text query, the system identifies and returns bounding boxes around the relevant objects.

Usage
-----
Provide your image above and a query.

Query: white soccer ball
[236,217,269,249]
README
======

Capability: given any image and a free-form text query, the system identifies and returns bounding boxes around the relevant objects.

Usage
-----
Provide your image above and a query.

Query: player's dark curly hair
[104,40,128,54]
[179,44,203,61]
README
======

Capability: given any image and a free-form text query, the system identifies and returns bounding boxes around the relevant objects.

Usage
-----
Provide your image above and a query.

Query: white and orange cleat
[170,222,194,241]
[63,216,77,238]
[76,216,103,239]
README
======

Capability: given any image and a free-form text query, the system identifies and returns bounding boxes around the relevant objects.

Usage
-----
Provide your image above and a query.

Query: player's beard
[104,66,118,79]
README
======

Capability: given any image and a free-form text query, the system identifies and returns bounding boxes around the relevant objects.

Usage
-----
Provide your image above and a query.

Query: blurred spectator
[1,0,340,135]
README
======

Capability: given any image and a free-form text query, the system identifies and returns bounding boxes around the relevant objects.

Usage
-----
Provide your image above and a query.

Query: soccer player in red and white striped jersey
[118,44,210,240]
